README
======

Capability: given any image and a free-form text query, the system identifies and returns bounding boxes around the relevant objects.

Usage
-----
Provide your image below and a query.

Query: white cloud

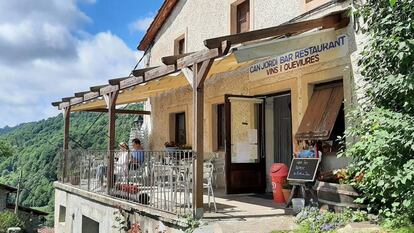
[0,0,140,127]
[128,17,154,32]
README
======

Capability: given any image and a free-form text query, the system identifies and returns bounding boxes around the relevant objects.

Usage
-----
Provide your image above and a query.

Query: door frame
[224,94,266,194]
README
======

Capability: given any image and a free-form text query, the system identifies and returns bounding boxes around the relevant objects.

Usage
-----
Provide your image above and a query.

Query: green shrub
[0,211,24,233]
[341,108,414,226]
[341,0,414,227]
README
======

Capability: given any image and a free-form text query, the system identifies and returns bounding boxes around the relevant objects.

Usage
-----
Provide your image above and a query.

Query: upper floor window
[231,0,250,34]
[174,35,185,55]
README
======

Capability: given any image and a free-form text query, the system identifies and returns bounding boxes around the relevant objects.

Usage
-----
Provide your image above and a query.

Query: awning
[71,53,249,111]
[295,82,344,140]
[52,10,350,111]
[234,28,342,63]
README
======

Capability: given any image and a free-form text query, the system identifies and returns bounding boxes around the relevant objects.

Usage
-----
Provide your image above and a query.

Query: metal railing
[58,149,195,216]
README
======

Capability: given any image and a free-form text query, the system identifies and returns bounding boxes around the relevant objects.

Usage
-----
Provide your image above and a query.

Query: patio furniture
[204,161,217,212]
[211,154,225,189]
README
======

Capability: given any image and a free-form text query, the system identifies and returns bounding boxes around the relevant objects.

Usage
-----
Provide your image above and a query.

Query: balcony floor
[200,189,297,233]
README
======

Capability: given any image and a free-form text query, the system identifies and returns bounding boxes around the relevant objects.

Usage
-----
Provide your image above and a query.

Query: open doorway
[264,92,293,192]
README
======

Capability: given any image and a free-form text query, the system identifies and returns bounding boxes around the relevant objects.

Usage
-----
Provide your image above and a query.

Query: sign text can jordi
[249,35,348,79]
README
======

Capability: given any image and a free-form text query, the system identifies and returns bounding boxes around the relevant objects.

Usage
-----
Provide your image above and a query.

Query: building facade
[54,0,365,232]
[142,0,356,191]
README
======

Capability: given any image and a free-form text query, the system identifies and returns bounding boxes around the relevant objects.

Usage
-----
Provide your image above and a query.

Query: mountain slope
[0,105,141,209]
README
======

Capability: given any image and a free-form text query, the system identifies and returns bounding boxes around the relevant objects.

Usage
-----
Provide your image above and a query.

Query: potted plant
[314,168,365,210]
[282,182,293,204]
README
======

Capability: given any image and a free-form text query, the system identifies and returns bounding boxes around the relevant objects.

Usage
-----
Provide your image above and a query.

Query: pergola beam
[145,64,177,82]
[83,92,99,101]
[119,76,144,89]
[99,85,119,96]
[69,97,83,105]
[84,108,151,115]
[203,12,344,49]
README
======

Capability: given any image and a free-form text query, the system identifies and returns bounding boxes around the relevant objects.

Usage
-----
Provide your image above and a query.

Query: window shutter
[295,82,344,140]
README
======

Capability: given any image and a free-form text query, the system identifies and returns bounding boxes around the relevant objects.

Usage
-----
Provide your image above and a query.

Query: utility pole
[14,170,22,214]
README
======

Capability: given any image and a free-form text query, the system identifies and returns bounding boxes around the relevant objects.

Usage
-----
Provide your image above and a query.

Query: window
[174,35,185,55]
[175,112,186,146]
[231,0,250,34]
[82,216,99,233]
[217,104,226,150]
[58,205,66,223]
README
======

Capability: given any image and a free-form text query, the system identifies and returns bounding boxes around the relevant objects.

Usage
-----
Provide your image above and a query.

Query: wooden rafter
[161,53,194,65]
[204,11,345,49]
[99,85,119,96]
[90,85,107,92]
[83,92,99,102]
[145,65,177,82]
[108,77,129,85]
[84,108,151,115]
[132,67,157,77]
[74,91,89,98]
[120,76,144,89]
[70,97,83,105]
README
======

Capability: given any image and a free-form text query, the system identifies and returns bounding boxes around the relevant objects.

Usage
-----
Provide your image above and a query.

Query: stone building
[0,184,48,233]
[53,0,365,232]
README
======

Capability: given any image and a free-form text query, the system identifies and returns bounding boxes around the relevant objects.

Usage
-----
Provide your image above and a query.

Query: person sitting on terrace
[115,142,129,180]
[131,138,144,169]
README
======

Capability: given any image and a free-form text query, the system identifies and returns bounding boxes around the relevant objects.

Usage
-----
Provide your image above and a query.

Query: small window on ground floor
[216,104,226,150]
[82,215,99,233]
[58,205,66,223]
[171,112,186,146]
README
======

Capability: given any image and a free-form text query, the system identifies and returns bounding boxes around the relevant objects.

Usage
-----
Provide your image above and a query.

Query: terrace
[53,12,350,231]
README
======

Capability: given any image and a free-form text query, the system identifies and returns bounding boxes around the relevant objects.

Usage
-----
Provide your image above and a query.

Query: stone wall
[54,184,186,233]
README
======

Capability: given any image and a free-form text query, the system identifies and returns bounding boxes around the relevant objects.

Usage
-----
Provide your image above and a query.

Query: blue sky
[0,0,164,128]
[79,0,163,50]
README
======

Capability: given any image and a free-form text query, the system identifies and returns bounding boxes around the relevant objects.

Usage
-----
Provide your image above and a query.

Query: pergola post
[189,59,214,218]
[63,106,71,183]
[104,91,119,194]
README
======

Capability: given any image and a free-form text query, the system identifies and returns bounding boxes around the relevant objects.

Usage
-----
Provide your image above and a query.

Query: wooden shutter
[295,82,344,140]
[237,0,250,33]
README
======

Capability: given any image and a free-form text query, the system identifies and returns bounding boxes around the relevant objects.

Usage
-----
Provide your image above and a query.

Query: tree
[0,140,13,158]
[0,211,24,233]
[342,0,414,227]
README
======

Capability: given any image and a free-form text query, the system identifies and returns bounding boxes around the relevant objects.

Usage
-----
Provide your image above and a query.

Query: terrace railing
[58,149,195,216]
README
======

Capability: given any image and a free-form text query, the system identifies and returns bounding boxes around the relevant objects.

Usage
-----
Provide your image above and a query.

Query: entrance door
[225,95,266,194]
[273,93,293,166]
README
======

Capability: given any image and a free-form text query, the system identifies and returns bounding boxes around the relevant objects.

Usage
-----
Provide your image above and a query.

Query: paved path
[195,192,298,233]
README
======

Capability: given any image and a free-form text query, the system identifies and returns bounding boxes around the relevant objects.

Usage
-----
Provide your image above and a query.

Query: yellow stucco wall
[148,55,353,155]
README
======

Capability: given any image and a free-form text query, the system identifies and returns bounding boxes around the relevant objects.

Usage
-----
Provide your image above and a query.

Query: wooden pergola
[52,11,349,217]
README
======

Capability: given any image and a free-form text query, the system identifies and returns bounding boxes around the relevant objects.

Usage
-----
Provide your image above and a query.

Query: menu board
[287,158,320,182]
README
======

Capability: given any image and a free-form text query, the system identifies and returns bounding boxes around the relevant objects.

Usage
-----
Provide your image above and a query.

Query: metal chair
[203,161,217,212]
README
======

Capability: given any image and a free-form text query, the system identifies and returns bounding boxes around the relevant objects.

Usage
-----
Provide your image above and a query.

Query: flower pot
[314,181,365,210]
[165,147,178,152]
[282,188,291,203]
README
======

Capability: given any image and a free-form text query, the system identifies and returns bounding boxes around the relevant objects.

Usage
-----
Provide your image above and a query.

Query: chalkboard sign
[287,158,320,182]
